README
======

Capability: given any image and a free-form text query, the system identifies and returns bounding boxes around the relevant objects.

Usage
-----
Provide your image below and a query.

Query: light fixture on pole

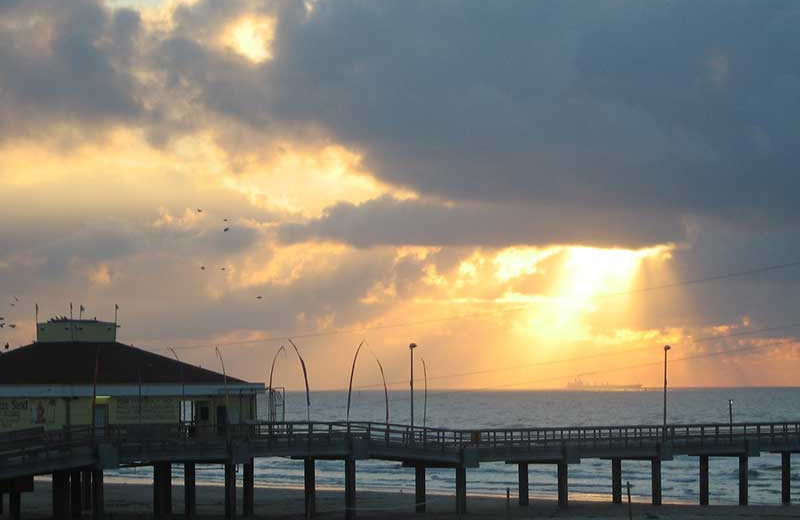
[409,343,418,428]
[663,344,671,439]
[729,399,733,427]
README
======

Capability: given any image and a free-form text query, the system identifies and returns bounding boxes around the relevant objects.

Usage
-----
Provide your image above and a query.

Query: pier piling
[53,470,69,520]
[612,459,622,504]
[782,452,791,505]
[91,468,104,520]
[243,460,254,516]
[455,467,467,515]
[82,470,92,511]
[739,456,748,506]
[304,458,316,517]
[518,462,529,506]
[557,463,568,508]
[415,465,426,513]
[345,459,356,520]
[9,491,20,520]
[651,459,662,506]
[184,463,196,518]
[699,455,709,506]
[224,463,236,520]
[70,470,82,519]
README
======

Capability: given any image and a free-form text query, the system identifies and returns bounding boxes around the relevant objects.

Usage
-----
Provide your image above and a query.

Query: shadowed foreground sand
[18,478,799,519]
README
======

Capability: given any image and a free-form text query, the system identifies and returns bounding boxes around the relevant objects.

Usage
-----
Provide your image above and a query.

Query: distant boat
[566,378,643,391]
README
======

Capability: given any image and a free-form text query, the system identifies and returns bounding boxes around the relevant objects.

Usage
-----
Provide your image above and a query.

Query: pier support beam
[557,463,568,508]
[455,467,467,515]
[9,492,20,520]
[70,470,82,519]
[699,455,709,506]
[53,470,69,520]
[739,456,748,506]
[782,452,791,505]
[82,470,92,511]
[518,463,529,506]
[304,458,316,518]
[224,463,236,520]
[153,462,172,518]
[184,463,196,519]
[92,468,104,520]
[651,459,662,506]
[345,459,356,520]
[415,465,425,513]
[611,459,622,504]
[243,460,254,516]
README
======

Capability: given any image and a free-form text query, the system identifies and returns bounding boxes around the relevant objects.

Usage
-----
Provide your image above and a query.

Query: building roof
[0,341,249,385]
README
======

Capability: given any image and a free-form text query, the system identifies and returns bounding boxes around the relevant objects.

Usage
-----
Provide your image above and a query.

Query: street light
[409,343,418,428]
[729,399,733,427]
[663,345,671,439]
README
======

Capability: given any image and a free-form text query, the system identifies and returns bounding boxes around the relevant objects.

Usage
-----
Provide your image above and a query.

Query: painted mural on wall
[0,399,58,430]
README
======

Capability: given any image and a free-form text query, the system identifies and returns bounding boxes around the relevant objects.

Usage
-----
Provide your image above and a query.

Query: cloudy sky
[1,0,800,391]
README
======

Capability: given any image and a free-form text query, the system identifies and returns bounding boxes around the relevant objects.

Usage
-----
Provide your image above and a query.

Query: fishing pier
[0,419,798,519]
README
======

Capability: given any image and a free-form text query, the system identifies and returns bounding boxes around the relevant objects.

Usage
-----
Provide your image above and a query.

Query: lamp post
[663,345,671,439]
[729,399,733,427]
[409,343,418,428]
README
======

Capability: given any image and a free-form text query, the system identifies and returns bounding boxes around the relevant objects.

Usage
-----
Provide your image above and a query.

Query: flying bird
[223,227,230,232]
[8,303,13,307]
[223,218,228,222]
[196,208,203,213]
[8,324,16,328]
[13,296,19,302]
[220,267,226,271]
[256,296,263,299]
[0,324,4,328]
[200,266,206,270]
[4,343,8,350]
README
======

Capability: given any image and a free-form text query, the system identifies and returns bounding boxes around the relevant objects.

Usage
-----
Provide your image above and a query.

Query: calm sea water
[114,388,800,505]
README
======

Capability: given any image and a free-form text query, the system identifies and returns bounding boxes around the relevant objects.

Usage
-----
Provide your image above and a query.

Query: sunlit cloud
[220,15,276,64]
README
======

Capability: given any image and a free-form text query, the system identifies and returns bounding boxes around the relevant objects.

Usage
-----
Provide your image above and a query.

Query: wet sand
[16,478,799,519]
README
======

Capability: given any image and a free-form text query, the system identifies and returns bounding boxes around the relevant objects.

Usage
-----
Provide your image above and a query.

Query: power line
[348,321,800,390]
[325,335,800,413]
[149,257,800,352]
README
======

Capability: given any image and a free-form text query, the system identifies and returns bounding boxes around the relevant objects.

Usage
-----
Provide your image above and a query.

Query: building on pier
[0,317,265,433]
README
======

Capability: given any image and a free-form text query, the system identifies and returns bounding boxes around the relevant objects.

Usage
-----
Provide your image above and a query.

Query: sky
[1,0,800,391]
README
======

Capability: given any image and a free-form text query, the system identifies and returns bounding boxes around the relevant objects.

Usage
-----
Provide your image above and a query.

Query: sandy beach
[14,478,798,519]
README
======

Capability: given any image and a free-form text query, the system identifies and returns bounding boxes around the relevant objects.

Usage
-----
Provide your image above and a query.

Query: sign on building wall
[0,399,58,430]
[113,397,178,423]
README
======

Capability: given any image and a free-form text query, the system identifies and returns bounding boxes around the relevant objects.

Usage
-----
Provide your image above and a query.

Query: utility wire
[321,335,799,413]
[348,321,800,390]
[149,257,800,352]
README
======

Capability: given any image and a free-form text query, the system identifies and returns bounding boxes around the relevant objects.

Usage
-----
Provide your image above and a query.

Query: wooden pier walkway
[0,420,798,518]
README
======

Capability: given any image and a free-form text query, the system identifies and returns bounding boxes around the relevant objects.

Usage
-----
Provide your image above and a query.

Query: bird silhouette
[4,343,8,350]
[196,208,203,213]
[220,267,226,271]
[13,296,19,302]
[200,266,206,270]
[9,303,13,307]
[223,218,229,222]
[0,324,4,328]
[256,296,263,299]
[8,324,16,328]
[223,227,230,232]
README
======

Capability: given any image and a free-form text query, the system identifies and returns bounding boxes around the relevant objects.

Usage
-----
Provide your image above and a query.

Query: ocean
[113,388,800,505]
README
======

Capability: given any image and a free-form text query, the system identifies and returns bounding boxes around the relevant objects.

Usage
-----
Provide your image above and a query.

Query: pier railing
[1,420,799,462]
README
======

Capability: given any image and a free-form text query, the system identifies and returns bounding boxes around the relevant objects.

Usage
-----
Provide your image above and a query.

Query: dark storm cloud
[0,0,145,140]
[259,0,800,220]
[278,196,683,248]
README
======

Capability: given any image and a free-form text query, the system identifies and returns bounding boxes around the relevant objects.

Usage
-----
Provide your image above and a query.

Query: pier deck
[0,420,798,518]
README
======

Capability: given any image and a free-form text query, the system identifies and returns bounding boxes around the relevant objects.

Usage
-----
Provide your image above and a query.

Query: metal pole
[168,348,184,424]
[663,345,670,439]
[421,357,428,429]
[409,343,417,428]
[729,399,733,427]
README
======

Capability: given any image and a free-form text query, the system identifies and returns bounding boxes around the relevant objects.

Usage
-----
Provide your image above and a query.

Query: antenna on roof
[114,304,119,329]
